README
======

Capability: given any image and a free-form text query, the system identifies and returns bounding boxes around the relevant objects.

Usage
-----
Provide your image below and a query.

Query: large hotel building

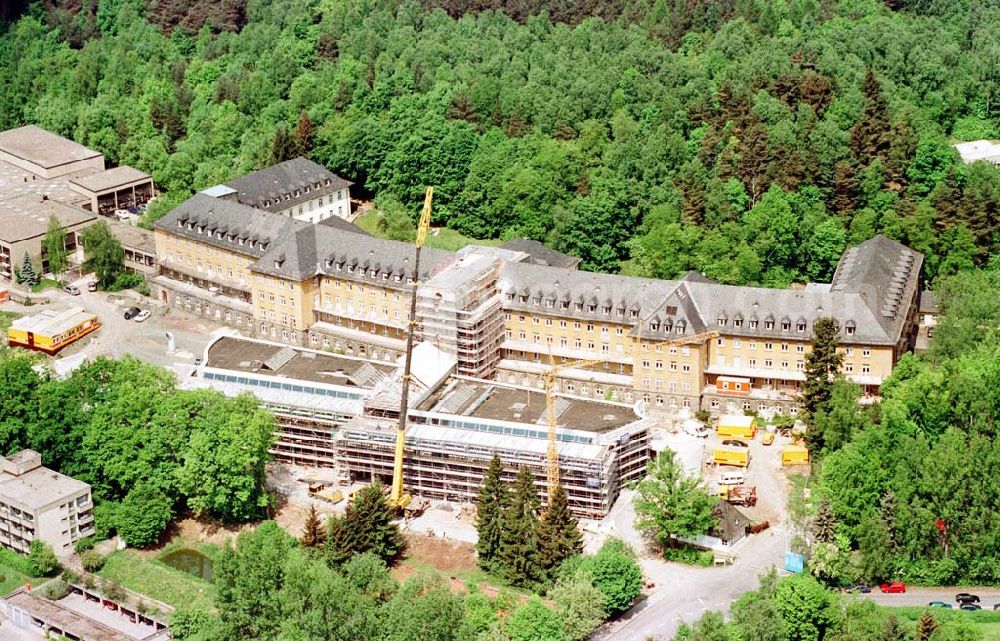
[152,180,923,420]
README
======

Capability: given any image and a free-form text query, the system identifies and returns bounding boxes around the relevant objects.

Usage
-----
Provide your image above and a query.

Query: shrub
[579,540,643,616]
[81,551,106,572]
[74,537,97,553]
[83,575,96,590]
[0,547,38,576]
[61,568,80,585]
[102,579,127,602]
[108,271,147,294]
[28,540,59,577]
[38,578,69,600]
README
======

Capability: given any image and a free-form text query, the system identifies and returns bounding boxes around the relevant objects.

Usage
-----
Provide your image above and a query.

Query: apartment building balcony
[314,305,408,332]
[702,384,798,401]
[158,261,253,301]
[154,270,254,315]
[498,358,633,388]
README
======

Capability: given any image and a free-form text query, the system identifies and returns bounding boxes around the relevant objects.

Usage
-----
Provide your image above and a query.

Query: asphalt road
[858,587,1000,610]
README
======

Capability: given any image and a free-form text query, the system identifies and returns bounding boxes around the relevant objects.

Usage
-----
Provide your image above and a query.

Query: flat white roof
[0,125,102,170]
[954,140,1000,163]
[717,414,755,427]
[10,306,98,337]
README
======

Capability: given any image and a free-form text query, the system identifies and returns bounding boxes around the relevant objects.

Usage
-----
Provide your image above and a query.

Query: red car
[880,582,907,593]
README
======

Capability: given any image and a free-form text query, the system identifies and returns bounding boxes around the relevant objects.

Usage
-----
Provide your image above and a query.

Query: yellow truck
[716,414,758,439]
[781,445,810,466]
[714,445,750,468]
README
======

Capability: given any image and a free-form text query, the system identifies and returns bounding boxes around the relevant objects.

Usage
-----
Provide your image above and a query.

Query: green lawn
[30,278,60,293]
[0,564,31,595]
[886,605,1000,640]
[98,549,216,611]
[354,211,503,252]
[0,311,20,333]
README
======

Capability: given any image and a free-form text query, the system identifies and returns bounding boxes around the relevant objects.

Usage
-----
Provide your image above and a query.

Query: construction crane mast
[542,355,604,497]
[390,187,433,509]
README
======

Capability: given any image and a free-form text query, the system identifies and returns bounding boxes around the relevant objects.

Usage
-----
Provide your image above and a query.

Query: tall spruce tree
[270,125,297,164]
[536,481,583,580]
[802,317,844,450]
[294,112,314,158]
[812,498,837,544]
[851,69,892,164]
[301,504,325,548]
[497,467,543,588]
[343,482,405,564]
[475,454,509,571]
[18,253,38,287]
[325,515,353,566]
[916,612,938,641]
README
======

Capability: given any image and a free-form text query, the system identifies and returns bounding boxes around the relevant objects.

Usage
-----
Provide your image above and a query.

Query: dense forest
[806,262,1000,585]
[1,0,999,282]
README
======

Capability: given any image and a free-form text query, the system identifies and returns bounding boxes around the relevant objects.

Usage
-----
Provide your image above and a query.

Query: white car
[133,310,151,322]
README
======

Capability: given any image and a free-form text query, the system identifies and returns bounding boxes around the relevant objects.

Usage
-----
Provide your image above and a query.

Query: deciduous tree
[43,215,68,278]
[80,222,124,288]
[634,449,717,549]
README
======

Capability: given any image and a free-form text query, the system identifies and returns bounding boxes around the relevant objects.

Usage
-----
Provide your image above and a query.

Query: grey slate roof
[225,157,352,213]
[253,222,453,286]
[831,234,922,343]
[500,238,581,269]
[153,193,306,258]
[318,214,368,236]
[499,261,678,324]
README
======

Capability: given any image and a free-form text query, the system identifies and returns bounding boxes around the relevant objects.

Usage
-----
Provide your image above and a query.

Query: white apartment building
[220,157,353,223]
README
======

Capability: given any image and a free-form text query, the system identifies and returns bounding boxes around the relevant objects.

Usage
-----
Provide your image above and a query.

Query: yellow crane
[389,187,434,510]
[630,329,720,356]
[542,354,605,497]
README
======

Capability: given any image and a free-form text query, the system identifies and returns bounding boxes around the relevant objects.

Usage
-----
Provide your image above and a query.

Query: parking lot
[4,275,222,371]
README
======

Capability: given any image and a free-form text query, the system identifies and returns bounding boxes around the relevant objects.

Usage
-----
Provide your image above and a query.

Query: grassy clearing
[0,564,31,595]
[30,278,61,293]
[0,311,19,332]
[354,211,503,252]
[98,549,215,611]
[885,605,1000,639]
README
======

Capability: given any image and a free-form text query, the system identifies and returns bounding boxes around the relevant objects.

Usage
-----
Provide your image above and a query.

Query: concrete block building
[0,450,94,556]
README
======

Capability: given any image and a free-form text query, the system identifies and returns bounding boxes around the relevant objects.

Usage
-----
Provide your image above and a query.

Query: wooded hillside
[1,0,998,282]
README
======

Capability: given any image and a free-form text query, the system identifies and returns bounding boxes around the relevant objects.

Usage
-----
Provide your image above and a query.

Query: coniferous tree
[343,482,405,564]
[812,498,837,544]
[18,253,38,288]
[325,515,353,567]
[270,125,297,165]
[301,504,325,548]
[497,467,543,588]
[294,112,314,158]
[475,454,509,571]
[880,491,897,550]
[802,318,843,446]
[536,481,583,580]
[832,161,857,217]
[851,69,892,164]
[878,613,908,641]
[916,612,938,641]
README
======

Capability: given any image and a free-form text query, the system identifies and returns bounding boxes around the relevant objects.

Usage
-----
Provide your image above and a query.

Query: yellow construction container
[714,445,750,468]
[6,306,100,354]
[781,445,810,466]
[716,414,757,439]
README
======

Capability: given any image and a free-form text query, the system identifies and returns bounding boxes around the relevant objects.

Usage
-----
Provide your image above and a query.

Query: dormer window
[765,321,774,330]
[718,317,726,327]
[734,319,743,328]
[533,296,542,305]
[561,302,569,309]
[382,273,389,280]
[749,320,758,329]
[176,219,183,227]
[395,274,403,282]
[630,309,639,318]
[845,322,856,336]
[260,242,268,251]
[781,321,790,331]
[651,323,659,332]
[547,300,555,308]
[588,305,596,312]
[520,295,528,303]
[575,303,583,312]
[371,270,378,277]
[603,306,611,315]
[348,265,355,273]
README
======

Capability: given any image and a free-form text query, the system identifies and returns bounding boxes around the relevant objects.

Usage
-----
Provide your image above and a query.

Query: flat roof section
[0,194,96,244]
[11,307,97,338]
[0,160,94,208]
[69,166,150,194]
[421,380,638,433]
[205,336,395,388]
[105,219,155,254]
[0,126,102,170]
[0,465,89,510]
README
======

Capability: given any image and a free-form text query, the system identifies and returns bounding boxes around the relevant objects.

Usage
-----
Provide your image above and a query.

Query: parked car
[880,582,907,593]
[928,601,952,608]
[63,285,80,296]
[193,357,203,367]
[845,584,871,594]
[722,439,749,448]
[762,432,775,446]
[134,310,151,322]
[956,593,981,604]
[993,604,1000,611]
[123,307,140,320]
[959,603,982,611]
[87,280,98,292]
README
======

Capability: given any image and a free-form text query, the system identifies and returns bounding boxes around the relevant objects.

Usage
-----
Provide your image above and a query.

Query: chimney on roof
[41,194,48,201]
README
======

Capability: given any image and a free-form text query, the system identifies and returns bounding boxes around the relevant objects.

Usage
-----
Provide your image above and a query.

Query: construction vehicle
[308,484,344,505]
[714,445,750,468]
[389,187,434,512]
[718,484,757,507]
[716,414,758,439]
[781,444,810,466]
